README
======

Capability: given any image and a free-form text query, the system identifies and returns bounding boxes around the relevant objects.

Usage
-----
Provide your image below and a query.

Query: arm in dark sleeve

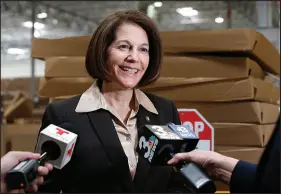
[229,160,257,193]
[35,104,63,193]
[171,101,181,125]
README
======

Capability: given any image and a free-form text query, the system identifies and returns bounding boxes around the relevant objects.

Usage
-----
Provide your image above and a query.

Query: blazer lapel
[133,105,160,192]
[87,110,133,192]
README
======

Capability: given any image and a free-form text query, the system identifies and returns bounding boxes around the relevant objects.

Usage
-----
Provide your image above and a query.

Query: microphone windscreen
[36,122,77,169]
[41,140,61,160]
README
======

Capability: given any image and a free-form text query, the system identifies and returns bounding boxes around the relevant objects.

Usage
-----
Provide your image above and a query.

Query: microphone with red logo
[5,123,77,191]
[136,123,216,193]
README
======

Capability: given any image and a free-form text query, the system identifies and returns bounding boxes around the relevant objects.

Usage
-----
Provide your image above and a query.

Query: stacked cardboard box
[30,29,280,191]
[1,77,41,93]
[1,91,41,156]
[1,78,50,156]
[2,91,34,124]
[160,29,280,191]
[1,77,48,120]
[160,28,280,160]
[1,124,41,157]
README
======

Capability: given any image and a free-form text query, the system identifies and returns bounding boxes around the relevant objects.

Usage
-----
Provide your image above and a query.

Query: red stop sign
[177,109,214,151]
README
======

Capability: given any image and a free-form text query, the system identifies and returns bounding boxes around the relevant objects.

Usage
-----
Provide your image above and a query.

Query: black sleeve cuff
[229,160,257,193]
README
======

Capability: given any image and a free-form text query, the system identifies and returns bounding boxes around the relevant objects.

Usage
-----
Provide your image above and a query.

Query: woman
[37,10,188,193]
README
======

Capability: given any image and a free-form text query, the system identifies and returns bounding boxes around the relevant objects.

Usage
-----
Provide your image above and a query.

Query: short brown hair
[85,10,162,87]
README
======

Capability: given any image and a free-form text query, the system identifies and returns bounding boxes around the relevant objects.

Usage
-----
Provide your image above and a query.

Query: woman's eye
[118,45,129,49]
[140,48,149,53]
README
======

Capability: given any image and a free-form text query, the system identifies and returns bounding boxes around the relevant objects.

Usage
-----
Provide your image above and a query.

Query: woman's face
[107,23,150,89]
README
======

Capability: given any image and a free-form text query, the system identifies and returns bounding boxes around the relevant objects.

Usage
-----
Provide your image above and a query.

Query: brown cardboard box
[213,123,276,147]
[2,124,40,153]
[3,93,34,123]
[38,77,222,98]
[215,146,264,164]
[2,100,13,109]
[215,182,230,193]
[38,77,94,98]
[175,102,280,124]
[32,107,46,119]
[38,77,279,104]
[44,56,265,79]
[1,127,5,157]
[32,108,44,118]
[5,91,26,105]
[31,36,91,59]
[49,95,75,103]
[45,57,88,77]
[145,77,280,104]
[143,77,223,89]
[38,77,280,104]
[2,95,14,102]
[161,56,265,79]
[13,118,42,125]
[31,29,280,76]
[1,77,40,93]
[161,28,280,75]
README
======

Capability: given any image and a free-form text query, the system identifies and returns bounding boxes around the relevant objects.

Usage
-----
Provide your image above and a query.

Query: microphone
[136,123,216,193]
[5,123,77,191]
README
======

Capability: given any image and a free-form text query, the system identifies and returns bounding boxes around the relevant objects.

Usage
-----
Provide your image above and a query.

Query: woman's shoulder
[144,92,174,108]
[41,95,83,127]
[47,95,82,112]
[143,92,180,124]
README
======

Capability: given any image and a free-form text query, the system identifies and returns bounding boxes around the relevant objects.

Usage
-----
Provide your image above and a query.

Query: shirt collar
[75,81,158,115]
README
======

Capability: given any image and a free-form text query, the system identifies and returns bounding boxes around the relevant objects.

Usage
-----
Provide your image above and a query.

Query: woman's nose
[126,51,139,63]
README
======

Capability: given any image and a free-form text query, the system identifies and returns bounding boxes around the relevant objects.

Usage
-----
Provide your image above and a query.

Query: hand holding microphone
[136,123,216,193]
[5,123,78,191]
[1,151,53,193]
[168,149,239,185]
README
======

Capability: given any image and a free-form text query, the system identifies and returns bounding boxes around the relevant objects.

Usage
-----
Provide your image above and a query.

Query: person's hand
[168,149,239,184]
[1,151,53,193]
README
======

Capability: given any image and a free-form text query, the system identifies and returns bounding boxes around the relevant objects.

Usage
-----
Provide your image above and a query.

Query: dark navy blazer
[230,117,280,193]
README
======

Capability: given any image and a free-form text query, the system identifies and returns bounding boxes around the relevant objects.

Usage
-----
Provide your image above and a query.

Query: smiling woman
[103,23,150,89]
[36,10,187,193]
[85,10,162,88]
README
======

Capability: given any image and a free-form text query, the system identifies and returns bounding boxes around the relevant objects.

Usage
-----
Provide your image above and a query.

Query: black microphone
[5,123,77,191]
[136,123,216,193]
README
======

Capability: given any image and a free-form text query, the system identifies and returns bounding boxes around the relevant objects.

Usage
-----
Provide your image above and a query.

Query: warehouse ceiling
[1,1,279,71]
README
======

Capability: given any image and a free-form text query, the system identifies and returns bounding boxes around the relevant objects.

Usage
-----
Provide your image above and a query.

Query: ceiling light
[154,2,162,7]
[215,17,224,23]
[7,48,26,55]
[177,7,198,17]
[22,21,45,29]
[52,19,58,25]
[147,4,156,18]
[37,12,47,19]
[34,31,40,37]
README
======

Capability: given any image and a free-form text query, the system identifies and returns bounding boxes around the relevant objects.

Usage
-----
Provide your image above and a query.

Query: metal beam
[138,1,152,13]
[29,1,36,99]
[226,0,232,28]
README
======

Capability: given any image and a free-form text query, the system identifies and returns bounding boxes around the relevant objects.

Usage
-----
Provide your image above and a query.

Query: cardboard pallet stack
[159,28,280,161]
[1,77,51,156]
[1,90,42,156]
[153,29,280,190]
[30,28,280,191]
